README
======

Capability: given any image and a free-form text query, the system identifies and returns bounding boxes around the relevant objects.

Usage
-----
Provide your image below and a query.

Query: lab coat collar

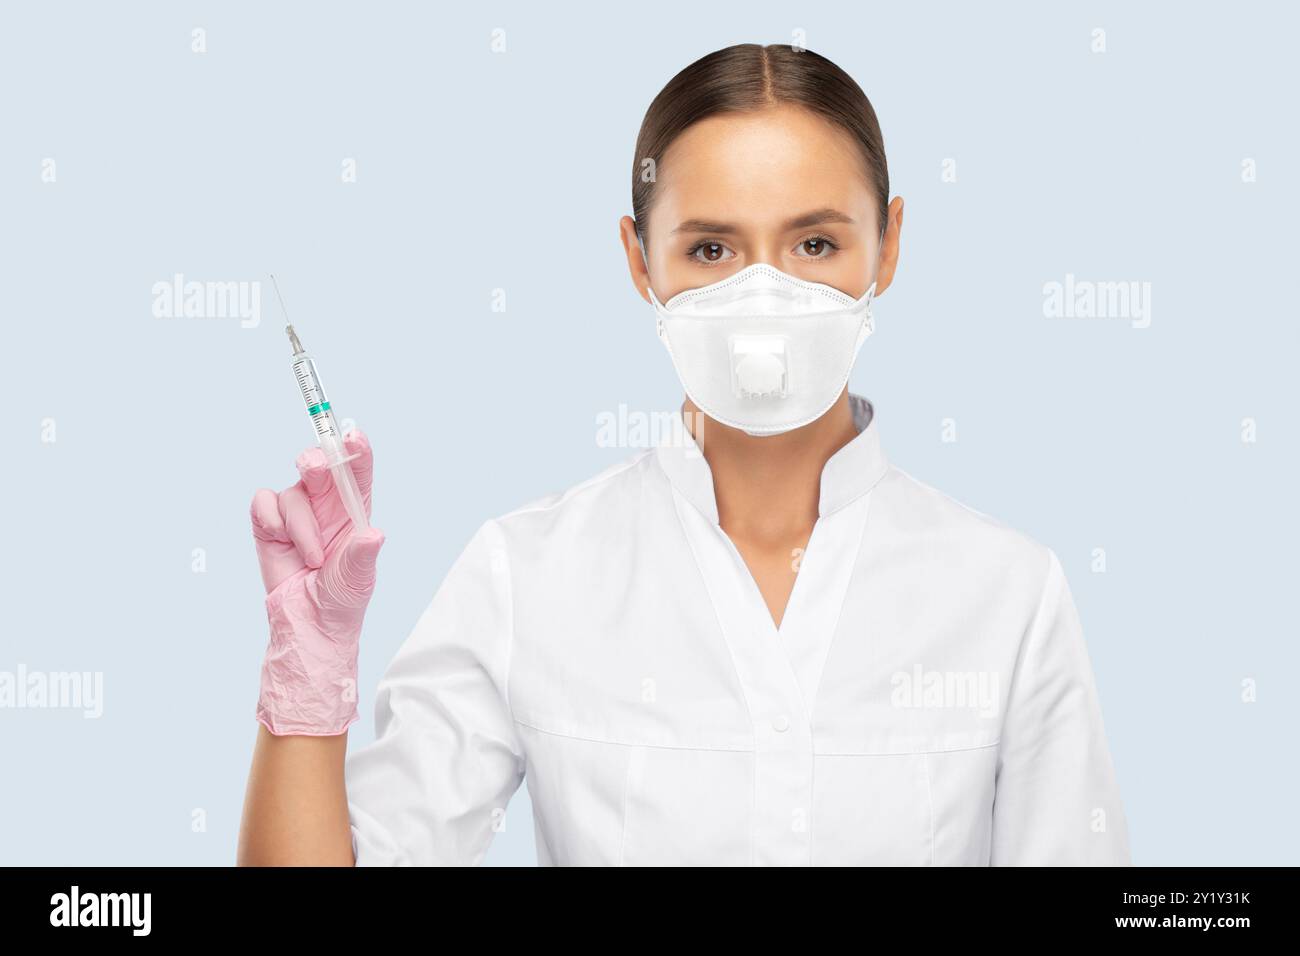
[655,392,889,525]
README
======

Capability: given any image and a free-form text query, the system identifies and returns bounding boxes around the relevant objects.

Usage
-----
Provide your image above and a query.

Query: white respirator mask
[644,237,883,436]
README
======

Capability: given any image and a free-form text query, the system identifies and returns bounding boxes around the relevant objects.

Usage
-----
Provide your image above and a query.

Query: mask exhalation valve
[729,334,788,399]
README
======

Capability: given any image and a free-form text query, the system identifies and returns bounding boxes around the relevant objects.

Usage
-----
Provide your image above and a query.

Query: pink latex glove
[250,428,385,736]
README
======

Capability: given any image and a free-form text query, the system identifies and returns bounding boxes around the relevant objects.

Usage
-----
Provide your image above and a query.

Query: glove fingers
[249,488,290,543]
[295,446,333,501]
[318,527,385,611]
[342,429,374,502]
[250,488,304,592]
[279,483,325,568]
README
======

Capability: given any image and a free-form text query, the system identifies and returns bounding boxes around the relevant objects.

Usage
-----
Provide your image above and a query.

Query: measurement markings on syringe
[292,356,339,438]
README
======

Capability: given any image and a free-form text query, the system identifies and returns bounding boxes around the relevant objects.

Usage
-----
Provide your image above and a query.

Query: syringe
[270,275,370,533]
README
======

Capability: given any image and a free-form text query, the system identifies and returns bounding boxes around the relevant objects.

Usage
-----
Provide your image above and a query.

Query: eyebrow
[670,207,856,235]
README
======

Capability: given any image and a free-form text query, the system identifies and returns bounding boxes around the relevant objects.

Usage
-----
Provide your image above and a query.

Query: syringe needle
[269,273,289,320]
[269,274,305,354]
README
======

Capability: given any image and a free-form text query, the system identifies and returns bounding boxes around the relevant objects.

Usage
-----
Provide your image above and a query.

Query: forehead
[652,105,874,230]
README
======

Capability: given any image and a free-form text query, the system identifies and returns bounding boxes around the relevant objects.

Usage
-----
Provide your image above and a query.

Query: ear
[619,215,653,304]
[873,197,905,297]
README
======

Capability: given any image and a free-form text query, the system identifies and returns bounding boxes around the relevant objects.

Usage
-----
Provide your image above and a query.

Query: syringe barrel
[329,458,370,531]
[290,352,345,444]
[290,350,369,530]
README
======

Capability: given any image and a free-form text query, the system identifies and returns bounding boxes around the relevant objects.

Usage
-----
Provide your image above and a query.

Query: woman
[238,44,1129,866]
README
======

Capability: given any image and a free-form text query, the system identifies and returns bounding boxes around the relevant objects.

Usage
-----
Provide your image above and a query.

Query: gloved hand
[250,429,385,736]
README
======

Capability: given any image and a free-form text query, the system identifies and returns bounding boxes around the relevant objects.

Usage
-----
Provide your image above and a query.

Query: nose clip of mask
[729,334,788,398]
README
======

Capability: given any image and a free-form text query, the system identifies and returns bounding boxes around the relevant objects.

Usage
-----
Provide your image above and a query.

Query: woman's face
[622,104,902,304]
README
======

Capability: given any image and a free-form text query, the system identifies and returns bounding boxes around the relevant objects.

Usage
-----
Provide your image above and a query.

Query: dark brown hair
[632,44,889,243]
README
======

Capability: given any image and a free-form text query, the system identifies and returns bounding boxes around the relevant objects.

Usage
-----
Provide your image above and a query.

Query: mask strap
[862,224,888,305]
[639,230,664,307]
[852,225,888,350]
[870,225,886,289]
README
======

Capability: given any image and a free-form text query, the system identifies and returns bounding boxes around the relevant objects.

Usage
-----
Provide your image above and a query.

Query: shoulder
[497,449,657,523]
[477,449,661,558]
[872,463,1058,597]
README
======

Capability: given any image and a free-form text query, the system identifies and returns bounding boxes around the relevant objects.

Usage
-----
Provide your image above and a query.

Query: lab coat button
[772,715,790,732]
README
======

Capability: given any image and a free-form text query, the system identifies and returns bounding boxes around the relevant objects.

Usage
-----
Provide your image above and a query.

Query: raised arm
[237,429,384,866]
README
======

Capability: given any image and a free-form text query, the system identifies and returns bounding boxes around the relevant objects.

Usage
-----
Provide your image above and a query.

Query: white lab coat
[345,395,1130,866]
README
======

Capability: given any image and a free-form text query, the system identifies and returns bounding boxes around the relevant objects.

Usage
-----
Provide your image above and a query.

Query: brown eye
[689,241,734,264]
[794,235,839,259]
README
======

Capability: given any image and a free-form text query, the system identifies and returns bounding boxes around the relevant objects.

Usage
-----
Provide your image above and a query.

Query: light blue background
[1,0,1295,865]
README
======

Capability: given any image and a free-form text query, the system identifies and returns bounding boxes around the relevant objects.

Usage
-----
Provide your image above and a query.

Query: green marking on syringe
[307,402,331,415]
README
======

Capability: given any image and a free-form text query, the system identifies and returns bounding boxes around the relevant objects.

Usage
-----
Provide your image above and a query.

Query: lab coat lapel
[655,394,889,726]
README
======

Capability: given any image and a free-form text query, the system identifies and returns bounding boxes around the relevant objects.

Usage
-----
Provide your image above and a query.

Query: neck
[685,390,859,541]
